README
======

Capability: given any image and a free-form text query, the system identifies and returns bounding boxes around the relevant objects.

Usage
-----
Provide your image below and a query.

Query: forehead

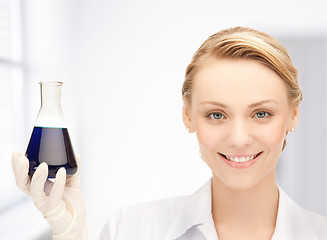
[192,58,289,107]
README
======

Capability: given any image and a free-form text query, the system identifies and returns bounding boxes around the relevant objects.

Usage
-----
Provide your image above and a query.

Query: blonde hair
[182,27,303,150]
[182,27,302,105]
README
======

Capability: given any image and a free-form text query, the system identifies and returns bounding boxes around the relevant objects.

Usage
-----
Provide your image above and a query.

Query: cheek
[195,121,227,151]
[258,120,287,149]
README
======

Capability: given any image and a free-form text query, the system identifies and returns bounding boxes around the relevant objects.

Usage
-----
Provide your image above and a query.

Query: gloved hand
[12,152,88,240]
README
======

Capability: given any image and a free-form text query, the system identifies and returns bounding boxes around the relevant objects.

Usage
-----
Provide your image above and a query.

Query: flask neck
[35,82,66,128]
[41,82,62,107]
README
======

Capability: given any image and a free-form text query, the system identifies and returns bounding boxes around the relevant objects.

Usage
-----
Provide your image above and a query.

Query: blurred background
[1,0,327,239]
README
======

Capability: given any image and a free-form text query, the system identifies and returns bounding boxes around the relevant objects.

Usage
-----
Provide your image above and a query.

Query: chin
[212,173,268,191]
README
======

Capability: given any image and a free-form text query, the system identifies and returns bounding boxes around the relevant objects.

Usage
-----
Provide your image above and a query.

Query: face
[183,58,299,190]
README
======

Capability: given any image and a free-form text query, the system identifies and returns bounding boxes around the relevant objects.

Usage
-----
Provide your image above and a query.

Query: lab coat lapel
[163,179,212,240]
[164,180,319,240]
[272,186,318,240]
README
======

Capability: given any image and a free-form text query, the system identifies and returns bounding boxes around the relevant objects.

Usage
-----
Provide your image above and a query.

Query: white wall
[18,0,327,239]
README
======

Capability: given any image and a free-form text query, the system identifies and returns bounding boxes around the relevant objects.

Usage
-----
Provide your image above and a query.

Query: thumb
[12,153,30,195]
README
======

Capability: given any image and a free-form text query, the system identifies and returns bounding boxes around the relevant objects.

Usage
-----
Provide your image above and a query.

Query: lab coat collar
[163,179,212,240]
[272,186,318,239]
[164,179,319,240]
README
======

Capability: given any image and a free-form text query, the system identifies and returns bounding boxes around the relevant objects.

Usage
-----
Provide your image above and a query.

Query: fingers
[47,168,66,210]
[11,151,22,163]
[74,154,81,176]
[12,152,30,195]
[66,154,81,187]
[30,162,48,209]
[31,166,67,216]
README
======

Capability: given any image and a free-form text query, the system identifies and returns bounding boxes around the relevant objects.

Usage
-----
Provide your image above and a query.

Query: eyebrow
[199,100,279,108]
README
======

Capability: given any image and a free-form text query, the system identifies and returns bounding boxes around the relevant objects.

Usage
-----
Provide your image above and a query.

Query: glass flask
[25,81,77,178]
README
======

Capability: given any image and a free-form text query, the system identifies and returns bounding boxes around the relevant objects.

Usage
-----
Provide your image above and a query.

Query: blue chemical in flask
[25,82,77,178]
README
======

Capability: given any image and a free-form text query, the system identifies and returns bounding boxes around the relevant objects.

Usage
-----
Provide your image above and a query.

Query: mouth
[218,152,263,163]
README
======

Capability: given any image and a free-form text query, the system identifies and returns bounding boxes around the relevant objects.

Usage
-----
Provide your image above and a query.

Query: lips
[219,152,262,163]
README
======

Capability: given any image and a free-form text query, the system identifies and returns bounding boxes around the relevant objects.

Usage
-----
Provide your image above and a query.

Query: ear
[182,104,194,133]
[288,105,299,131]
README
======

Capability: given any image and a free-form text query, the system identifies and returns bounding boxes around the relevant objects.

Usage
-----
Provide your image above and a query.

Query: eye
[255,111,270,118]
[209,112,224,120]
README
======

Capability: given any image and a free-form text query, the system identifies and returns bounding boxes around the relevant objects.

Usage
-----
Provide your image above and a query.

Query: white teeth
[224,154,257,163]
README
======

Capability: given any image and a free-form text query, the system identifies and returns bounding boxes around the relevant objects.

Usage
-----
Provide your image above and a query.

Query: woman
[12,27,327,239]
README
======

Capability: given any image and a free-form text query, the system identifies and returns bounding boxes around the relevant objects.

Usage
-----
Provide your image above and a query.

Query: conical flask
[26,81,77,178]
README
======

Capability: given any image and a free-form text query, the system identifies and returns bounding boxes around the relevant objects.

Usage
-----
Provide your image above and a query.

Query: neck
[211,172,279,237]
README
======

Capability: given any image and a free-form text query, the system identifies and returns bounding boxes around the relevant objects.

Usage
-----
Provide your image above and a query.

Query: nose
[227,119,253,147]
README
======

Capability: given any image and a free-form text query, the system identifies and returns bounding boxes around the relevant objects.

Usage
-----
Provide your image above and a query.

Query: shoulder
[98,179,213,240]
[302,209,327,238]
[98,195,187,240]
[277,186,327,239]
[120,194,187,218]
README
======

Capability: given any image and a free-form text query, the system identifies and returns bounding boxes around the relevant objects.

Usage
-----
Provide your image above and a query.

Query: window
[0,0,24,208]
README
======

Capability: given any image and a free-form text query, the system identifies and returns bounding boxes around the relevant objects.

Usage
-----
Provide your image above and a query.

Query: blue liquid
[26,127,77,178]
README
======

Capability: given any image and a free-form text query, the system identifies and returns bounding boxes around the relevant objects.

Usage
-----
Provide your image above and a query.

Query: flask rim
[39,81,63,86]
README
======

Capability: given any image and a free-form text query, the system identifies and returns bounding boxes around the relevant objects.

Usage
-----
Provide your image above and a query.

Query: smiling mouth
[219,152,263,163]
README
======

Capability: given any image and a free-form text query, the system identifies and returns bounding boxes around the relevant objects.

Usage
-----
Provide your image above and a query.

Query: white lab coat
[98,179,327,239]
